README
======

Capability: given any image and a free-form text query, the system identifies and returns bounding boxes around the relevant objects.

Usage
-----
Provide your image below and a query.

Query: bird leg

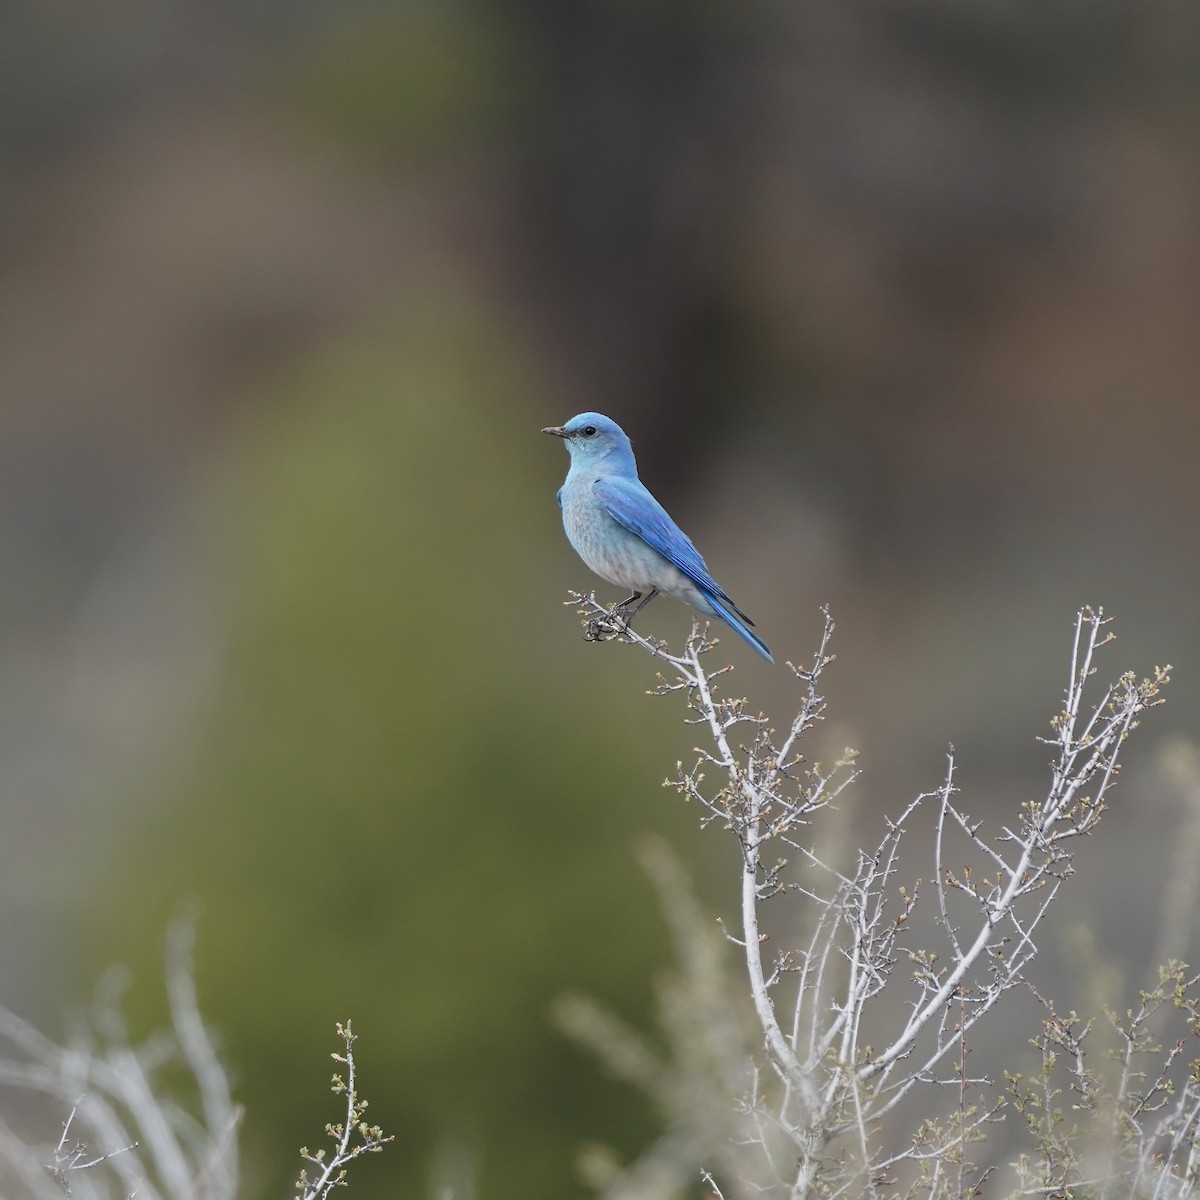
[618,588,659,629]
[587,590,662,643]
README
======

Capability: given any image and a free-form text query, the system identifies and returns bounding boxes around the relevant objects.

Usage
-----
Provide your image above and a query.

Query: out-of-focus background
[4,1,1200,1196]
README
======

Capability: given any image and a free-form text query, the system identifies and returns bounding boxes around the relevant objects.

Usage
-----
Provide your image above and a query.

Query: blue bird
[543,413,773,663]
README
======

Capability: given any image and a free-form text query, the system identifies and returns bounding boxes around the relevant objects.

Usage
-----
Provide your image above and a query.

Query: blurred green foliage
[280,3,526,159]
[86,290,723,1198]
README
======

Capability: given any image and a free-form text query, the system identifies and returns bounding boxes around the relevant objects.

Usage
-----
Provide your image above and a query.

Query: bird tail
[704,595,774,664]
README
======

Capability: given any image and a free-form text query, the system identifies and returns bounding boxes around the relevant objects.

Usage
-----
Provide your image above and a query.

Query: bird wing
[593,476,747,614]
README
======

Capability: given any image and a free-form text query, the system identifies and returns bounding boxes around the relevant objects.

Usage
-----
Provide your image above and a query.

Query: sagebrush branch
[569,594,1173,1198]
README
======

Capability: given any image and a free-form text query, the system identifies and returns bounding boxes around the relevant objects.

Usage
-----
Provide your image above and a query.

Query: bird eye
[582,426,597,437]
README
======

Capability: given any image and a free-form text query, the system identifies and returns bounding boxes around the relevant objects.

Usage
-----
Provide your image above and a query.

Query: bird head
[541,413,635,468]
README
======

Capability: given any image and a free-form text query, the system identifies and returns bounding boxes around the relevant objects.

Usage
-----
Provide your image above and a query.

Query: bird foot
[584,608,630,643]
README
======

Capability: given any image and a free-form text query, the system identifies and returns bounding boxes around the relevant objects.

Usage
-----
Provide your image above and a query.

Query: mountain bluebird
[543,413,772,663]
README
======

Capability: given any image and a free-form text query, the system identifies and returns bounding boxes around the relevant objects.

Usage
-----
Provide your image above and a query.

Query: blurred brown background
[3,1,1199,1196]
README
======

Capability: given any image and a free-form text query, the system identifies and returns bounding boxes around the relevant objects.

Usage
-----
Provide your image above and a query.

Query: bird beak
[541,425,569,438]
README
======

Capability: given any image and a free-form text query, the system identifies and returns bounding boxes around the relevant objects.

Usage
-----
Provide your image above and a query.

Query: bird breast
[560,480,692,597]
